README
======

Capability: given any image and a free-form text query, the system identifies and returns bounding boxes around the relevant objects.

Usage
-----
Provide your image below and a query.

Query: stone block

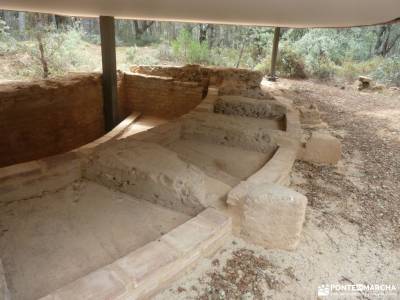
[49,266,127,300]
[299,104,322,126]
[84,139,207,215]
[240,183,307,250]
[162,208,232,255]
[114,240,179,287]
[161,220,214,254]
[299,132,341,165]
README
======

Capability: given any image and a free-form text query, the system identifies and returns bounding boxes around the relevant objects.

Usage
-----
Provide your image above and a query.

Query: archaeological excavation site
[1,1,399,300]
[1,64,342,299]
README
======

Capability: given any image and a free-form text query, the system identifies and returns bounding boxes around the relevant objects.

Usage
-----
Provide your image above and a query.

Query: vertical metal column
[100,16,118,131]
[268,27,281,81]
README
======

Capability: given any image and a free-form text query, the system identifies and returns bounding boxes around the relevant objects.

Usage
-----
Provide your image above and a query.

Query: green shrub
[372,56,400,87]
[254,59,270,74]
[306,55,337,80]
[21,27,100,78]
[125,46,138,63]
[336,57,383,82]
[277,46,307,78]
[0,20,17,54]
[253,46,306,78]
[134,33,160,47]
[171,29,210,64]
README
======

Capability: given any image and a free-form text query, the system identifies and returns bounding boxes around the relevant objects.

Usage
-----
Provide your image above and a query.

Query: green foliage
[308,55,337,80]
[254,45,306,79]
[336,57,383,82]
[134,33,160,47]
[277,45,306,78]
[20,26,99,78]
[372,56,400,87]
[82,33,101,45]
[0,20,17,54]
[125,46,138,63]
[171,29,210,64]
[1,13,400,86]
[294,29,350,65]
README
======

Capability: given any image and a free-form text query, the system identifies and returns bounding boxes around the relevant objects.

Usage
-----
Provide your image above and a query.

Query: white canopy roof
[1,0,399,28]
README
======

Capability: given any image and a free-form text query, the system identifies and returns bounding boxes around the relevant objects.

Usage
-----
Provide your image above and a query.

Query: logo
[318,285,330,297]
[317,283,399,298]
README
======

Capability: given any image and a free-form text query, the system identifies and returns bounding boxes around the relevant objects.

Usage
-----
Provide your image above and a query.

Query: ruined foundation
[0,65,341,300]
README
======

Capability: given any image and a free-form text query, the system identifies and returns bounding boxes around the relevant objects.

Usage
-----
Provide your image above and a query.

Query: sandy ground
[155,79,400,300]
[0,180,190,300]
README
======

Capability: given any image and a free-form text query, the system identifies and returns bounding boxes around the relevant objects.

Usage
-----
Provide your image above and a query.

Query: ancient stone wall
[122,73,206,118]
[0,66,267,168]
[130,64,267,96]
[0,74,105,167]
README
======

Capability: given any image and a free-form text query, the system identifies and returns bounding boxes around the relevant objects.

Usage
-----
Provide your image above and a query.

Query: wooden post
[100,16,118,131]
[268,27,281,81]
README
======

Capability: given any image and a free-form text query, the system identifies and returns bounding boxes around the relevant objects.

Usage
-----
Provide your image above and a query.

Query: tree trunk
[133,20,154,39]
[18,12,25,35]
[36,33,49,78]
[199,24,208,43]
[235,40,245,68]
[208,25,215,48]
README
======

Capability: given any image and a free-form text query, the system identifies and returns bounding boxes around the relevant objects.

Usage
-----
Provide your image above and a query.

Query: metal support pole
[268,27,281,81]
[100,16,118,131]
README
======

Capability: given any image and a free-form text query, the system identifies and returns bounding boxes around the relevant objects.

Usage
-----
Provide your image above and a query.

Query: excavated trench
[0,67,304,300]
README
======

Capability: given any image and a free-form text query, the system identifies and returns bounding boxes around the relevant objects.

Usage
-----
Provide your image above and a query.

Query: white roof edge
[1,0,399,28]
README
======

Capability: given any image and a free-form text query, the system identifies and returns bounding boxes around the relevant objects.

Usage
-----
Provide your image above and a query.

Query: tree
[133,20,155,39]
[374,25,400,56]
[198,24,209,43]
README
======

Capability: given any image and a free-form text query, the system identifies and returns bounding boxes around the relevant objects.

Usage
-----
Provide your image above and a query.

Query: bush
[253,46,306,79]
[277,46,306,78]
[125,46,138,63]
[134,33,159,47]
[0,20,17,55]
[21,27,100,78]
[336,57,383,82]
[306,54,337,80]
[372,56,400,87]
[171,29,210,64]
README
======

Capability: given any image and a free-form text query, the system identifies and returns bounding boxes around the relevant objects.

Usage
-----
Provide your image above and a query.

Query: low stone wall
[0,74,105,168]
[130,64,267,96]
[39,208,231,300]
[122,73,206,118]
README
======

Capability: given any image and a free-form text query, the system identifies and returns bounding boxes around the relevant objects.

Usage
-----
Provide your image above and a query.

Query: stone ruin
[0,65,341,300]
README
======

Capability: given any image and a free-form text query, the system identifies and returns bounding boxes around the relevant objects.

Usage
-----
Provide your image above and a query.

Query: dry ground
[155,79,400,300]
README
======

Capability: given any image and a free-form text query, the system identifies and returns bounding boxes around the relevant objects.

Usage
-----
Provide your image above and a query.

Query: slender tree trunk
[208,25,215,49]
[18,12,25,35]
[235,40,245,68]
[36,33,49,78]
[199,24,208,43]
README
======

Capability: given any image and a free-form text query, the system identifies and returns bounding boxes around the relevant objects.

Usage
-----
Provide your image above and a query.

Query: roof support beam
[100,15,118,131]
[268,27,281,82]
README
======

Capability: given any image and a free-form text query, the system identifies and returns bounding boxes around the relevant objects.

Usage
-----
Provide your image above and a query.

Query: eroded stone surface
[182,112,278,155]
[84,139,208,215]
[215,95,286,120]
[299,132,341,165]
[229,183,307,250]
